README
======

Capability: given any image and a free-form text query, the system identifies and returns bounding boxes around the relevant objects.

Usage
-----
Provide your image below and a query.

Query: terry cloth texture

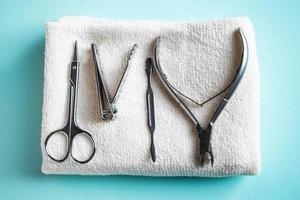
[41,16,260,177]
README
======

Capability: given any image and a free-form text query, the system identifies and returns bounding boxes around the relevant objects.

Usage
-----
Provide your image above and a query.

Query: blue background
[0,0,299,199]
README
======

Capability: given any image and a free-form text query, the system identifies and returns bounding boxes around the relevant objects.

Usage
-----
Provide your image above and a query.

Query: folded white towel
[41,16,260,176]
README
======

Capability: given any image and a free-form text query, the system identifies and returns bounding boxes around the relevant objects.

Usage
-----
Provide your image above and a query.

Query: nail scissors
[91,43,138,121]
[152,28,249,166]
[44,41,96,164]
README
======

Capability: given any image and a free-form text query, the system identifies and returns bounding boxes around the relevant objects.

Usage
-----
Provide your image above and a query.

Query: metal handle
[70,131,96,164]
[44,130,69,162]
[146,58,156,162]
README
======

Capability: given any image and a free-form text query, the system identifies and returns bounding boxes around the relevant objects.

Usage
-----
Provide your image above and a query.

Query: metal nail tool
[91,43,138,121]
[152,28,249,166]
[145,58,156,162]
[45,41,96,164]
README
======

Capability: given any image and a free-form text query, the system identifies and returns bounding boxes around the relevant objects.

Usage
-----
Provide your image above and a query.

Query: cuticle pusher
[145,58,156,162]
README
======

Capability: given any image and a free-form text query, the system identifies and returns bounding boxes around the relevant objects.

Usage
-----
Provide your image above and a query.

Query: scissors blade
[72,41,78,62]
[70,41,80,86]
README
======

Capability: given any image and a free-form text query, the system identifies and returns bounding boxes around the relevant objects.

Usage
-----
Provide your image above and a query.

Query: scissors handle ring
[45,128,96,164]
[44,129,69,162]
[70,130,96,164]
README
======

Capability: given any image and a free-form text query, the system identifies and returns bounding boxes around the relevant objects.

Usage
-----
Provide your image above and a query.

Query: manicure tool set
[44,28,248,166]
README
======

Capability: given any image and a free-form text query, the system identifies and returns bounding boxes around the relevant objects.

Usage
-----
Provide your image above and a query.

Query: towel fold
[41,16,260,176]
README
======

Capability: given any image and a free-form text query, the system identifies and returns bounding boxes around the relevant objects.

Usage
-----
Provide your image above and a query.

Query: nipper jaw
[197,123,214,166]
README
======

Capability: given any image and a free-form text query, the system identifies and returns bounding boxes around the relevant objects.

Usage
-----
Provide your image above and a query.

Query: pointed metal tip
[133,43,138,49]
[150,145,156,162]
[200,154,205,167]
[91,43,98,54]
[73,40,78,62]
[200,152,214,167]
[151,153,156,162]
[210,153,214,167]
[156,36,161,42]
[146,58,152,67]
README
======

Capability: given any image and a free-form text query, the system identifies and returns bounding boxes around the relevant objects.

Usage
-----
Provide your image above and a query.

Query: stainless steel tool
[152,28,249,166]
[91,43,138,121]
[44,41,95,164]
[145,58,156,162]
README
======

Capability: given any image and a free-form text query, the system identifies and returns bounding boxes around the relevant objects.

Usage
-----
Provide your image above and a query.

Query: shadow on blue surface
[19,36,45,177]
